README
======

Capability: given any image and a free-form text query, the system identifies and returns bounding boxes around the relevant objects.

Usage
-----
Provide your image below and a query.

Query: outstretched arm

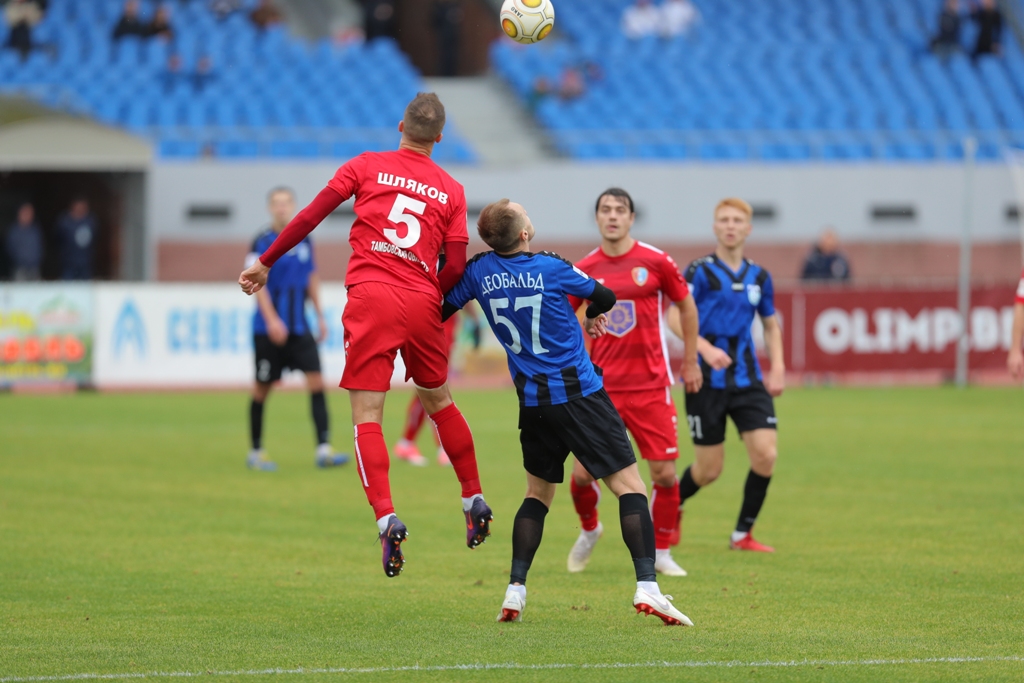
[239,187,343,295]
[762,314,785,397]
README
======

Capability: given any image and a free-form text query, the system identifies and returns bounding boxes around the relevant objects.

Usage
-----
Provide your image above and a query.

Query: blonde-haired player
[668,198,784,552]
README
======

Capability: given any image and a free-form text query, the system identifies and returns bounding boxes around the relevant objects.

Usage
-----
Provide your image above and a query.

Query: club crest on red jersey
[605,301,637,337]
[632,267,649,287]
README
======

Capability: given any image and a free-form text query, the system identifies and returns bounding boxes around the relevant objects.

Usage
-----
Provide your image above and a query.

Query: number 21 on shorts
[386,194,426,249]
[687,414,703,440]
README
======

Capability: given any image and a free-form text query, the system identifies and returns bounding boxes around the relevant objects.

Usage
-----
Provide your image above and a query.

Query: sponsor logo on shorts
[605,300,637,337]
[767,416,778,424]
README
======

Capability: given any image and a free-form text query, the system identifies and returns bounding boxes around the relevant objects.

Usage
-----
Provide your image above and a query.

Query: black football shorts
[684,384,777,446]
[253,332,321,383]
[518,388,637,484]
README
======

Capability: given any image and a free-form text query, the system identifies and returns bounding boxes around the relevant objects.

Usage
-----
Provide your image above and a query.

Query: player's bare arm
[669,306,732,371]
[307,273,328,344]
[676,294,702,393]
[1008,303,1024,380]
[762,314,785,397]
[240,259,270,295]
[255,287,289,347]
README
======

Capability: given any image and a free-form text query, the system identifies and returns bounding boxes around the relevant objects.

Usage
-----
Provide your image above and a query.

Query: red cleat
[729,532,774,553]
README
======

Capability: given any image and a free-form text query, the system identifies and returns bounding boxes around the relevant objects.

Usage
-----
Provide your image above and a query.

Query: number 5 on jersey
[386,194,426,249]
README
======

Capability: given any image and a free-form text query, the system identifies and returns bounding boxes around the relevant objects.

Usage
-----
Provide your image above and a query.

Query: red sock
[571,478,601,532]
[402,396,427,442]
[354,423,394,520]
[651,482,681,551]
[429,403,482,497]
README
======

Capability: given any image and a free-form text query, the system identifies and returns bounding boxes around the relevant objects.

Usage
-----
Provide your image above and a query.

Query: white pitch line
[2,656,1022,682]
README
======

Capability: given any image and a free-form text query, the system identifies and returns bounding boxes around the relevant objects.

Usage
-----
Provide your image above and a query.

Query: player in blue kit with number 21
[444,198,694,626]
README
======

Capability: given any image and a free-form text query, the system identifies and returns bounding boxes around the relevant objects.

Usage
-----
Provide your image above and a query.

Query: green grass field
[2,387,1023,682]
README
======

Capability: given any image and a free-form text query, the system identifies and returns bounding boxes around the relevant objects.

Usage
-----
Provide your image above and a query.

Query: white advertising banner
[93,284,405,388]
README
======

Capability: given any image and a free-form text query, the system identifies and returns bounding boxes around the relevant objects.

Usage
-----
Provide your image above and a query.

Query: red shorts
[607,387,679,461]
[341,282,449,392]
[443,314,459,351]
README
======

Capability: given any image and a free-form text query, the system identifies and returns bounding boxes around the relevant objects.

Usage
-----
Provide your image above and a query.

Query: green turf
[1,387,1023,682]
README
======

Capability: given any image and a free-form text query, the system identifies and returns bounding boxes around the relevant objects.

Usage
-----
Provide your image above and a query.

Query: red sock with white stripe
[571,478,601,532]
[429,403,482,498]
[353,423,394,520]
[651,482,681,551]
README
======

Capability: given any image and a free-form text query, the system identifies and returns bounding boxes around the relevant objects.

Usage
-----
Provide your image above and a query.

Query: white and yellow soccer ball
[500,0,555,44]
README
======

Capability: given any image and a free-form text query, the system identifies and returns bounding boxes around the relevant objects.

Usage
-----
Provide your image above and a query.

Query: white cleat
[497,587,525,622]
[567,522,603,573]
[633,587,694,626]
[655,551,688,577]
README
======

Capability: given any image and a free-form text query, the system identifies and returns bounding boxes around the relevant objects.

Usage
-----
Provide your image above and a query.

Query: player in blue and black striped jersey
[245,187,349,472]
[669,198,784,553]
[444,198,694,627]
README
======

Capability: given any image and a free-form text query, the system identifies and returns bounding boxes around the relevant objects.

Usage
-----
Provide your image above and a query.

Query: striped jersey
[247,230,316,336]
[446,250,604,407]
[685,255,776,390]
[568,241,689,392]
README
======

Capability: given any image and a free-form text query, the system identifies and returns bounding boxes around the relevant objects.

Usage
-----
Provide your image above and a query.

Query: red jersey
[328,149,468,296]
[1017,269,1024,305]
[569,241,689,392]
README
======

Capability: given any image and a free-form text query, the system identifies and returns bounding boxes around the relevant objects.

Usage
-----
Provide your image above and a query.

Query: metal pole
[955,137,977,388]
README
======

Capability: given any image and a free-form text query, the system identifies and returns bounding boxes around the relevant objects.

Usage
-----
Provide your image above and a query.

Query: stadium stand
[0,0,478,162]
[491,0,1024,161]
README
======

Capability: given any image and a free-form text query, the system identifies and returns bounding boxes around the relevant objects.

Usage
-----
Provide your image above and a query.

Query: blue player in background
[669,197,784,553]
[245,187,349,472]
[444,199,695,626]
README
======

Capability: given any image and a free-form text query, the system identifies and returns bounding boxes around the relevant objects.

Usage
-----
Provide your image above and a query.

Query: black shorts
[518,389,637,484]
[254,332,321,383]
[684,384,777,446]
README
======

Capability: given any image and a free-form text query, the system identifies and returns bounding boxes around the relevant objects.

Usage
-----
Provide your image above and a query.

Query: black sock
[619,492,656,582]
[249,399,264,450]
[509,497,549,585]
[678,465,701,503]
[736,470,772,534]
[310,391,329,446]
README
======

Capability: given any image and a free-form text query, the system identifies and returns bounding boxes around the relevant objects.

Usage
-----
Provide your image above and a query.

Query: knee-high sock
[619,493,657,582]
[678,465,701,504]
[429,403,482,497]
[402,396,427,442]
[510,497,549,585]
[736,470,772,533]
[651,482,680,550]
[570,477,601,532]
[310,391,329,446]
[249,399,264,450]
[354,423,394,519]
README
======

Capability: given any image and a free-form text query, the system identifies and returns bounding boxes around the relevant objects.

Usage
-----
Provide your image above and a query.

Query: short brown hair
[477,199,524,252]
[403,92,446,143]
[715,197,753,219]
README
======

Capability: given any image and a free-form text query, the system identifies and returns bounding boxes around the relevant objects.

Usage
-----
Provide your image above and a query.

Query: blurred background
[2,0,1023,389]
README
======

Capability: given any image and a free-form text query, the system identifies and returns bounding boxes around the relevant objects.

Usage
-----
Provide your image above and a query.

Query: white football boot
[633,586,694,626]
[497,586,526,622]
[567,522,603,573]
[654,549,688,577]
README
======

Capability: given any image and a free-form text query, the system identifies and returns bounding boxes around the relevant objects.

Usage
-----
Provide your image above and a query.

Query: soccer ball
[500,0,555,45]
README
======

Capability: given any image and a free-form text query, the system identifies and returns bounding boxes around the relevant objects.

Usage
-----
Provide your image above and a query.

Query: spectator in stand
[661,0,700,39]
[527,75,552,113]
[112,0,146,41]
[209,0,242,21]
[622,0,660,40]
[6,203,44,282]
[970,0,1002,59]
[930,0,961,56]
[3,0,43,61]
[250,0,284,31]
[801,228,851,283]
[363,0,398,42]
[433,0,463,77]
[161,52,183,93]
[192,54,215,92]
[146,5,174,41]
[558,65,585,101]
[56,197,97,281]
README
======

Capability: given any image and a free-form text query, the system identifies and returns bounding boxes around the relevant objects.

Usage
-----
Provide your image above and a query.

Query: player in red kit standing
[238,93,492,578]
[565,188,702,577]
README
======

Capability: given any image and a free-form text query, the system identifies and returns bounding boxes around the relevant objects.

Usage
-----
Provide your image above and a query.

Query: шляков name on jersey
[377,173,449,205]
[482,271,545,296]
